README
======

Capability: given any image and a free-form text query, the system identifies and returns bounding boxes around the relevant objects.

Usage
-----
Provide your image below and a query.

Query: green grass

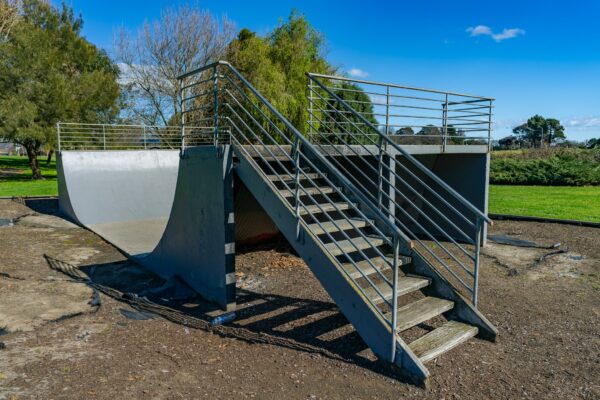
[0,156,58,196]
[489,185,600,222]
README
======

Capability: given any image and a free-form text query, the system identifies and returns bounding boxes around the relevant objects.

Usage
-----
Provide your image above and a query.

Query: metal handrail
[307,73,492,306]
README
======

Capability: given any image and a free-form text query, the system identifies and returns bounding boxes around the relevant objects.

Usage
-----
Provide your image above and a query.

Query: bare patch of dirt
[0,199,598,399]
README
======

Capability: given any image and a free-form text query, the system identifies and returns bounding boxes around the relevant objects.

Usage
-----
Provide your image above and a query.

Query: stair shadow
[70,258,412,383]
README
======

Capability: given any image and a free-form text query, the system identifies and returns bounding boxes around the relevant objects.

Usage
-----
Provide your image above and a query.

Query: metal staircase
[178,61,497,385]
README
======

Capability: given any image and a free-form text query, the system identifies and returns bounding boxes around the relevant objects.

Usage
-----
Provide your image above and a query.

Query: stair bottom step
[408,320,478,363]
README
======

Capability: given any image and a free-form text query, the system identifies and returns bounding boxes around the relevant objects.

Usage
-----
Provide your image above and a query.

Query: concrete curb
[490,213,600,229]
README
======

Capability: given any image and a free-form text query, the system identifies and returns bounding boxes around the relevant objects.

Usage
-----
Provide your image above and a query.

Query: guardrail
[307,73,492,305]
[56,122,213,151]
[307,73,493,151]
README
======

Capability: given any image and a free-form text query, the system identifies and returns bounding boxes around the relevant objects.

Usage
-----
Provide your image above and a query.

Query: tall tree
[227,12,335,135]
[513,115,565,147]
[116,3,235,126]
[0,0,120,178]
[0,0,21,39]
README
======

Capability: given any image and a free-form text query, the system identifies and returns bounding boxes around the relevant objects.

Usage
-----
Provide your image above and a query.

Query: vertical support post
[293,136,301,240]
[487,99,493,152]
[473,217,482,307]
[56,122,61,153]
[213,65,219,147]
[390,233,400,361]
[180,76,186,156]
[442,93,448,152]
[143,124,147,150]
[377,86,390,212]
[308,77,314,142]
[102,124,106,150]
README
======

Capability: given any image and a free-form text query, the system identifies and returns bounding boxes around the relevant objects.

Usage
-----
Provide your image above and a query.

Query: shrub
[490,148,600,186]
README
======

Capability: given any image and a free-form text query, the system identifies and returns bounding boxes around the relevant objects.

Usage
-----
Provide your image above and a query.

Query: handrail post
[442,93,448,152]
[213,65,219,147]
[293,135,301,239]
[377,86,390,212]
[56,122,61,153]
[308,77,314,142]
[180,77,186,155]
[390,233,400,361]
[473,217,482,306]
[487,99,493,152]
[143,124,147,150]
[102,124,106,150]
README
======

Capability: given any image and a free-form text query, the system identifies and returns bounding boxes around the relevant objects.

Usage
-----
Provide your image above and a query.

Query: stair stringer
[404,252,498,341]
[234,149,429,381]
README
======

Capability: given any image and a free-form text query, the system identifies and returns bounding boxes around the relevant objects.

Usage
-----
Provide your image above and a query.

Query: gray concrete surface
[58,147,235,310]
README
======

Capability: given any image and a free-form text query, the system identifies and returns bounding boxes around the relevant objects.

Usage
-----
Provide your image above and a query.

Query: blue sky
[53,0,600,140]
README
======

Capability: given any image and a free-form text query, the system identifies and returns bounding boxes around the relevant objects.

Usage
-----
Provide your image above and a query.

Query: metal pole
[213,65,219,147]
[56,122,61,153]
[473,218,482,306]
[143,124,147,150]
[390,233,400,361]
[102,124,106,150]
[308,78,314,142]
[180,78,186,156]
[293,136,301,240]
[487,100,493,152]
[377,86,390,212]
[442,93,448,152]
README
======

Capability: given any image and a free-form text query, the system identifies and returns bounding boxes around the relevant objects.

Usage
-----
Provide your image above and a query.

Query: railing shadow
[53,256,414,383]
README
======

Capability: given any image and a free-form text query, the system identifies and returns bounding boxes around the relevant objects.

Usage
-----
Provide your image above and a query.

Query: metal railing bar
[308,72,494,100]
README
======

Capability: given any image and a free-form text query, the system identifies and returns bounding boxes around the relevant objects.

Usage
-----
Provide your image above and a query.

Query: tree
[0,0,120,178]
[513,115,565,147]
[0,0,21,39]
[227,12,335,135]
[116,3,235,126]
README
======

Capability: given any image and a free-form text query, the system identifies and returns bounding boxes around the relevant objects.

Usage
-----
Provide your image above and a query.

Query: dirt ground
[0,198,598,399]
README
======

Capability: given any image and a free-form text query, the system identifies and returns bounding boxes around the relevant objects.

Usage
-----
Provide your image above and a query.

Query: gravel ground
[0,198,598,399]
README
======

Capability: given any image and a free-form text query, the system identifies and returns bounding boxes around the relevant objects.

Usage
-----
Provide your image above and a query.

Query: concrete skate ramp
[58,147,235,309]
[57,150,180,256]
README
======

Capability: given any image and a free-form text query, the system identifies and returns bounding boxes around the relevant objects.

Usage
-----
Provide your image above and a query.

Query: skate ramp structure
[57,147,235,309]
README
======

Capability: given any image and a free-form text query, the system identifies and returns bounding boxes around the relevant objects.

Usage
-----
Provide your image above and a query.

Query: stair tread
[299,202,354,215]
[279,186,337,197]
[393,296,454,332]
[363,275,430,304]
[325,236,386,256]
[308,218,368,235]
[408,320,478,363]
[345,256,412,280]
[268,172,322,181]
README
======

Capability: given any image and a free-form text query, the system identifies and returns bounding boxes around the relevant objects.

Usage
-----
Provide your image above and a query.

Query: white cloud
[467,25,525,42]
[347,68,369,78]
[564,116,600,129]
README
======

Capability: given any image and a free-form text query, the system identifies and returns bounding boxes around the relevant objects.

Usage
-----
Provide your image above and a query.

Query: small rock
[0,342,5,350]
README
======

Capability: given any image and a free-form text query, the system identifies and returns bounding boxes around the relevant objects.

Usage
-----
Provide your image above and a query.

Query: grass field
[0,156,58,197]
[2,155,599,222]
[489,185,600,222]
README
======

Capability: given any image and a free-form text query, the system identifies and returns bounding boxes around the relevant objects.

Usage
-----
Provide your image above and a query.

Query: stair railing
[179,61,413,360]
[307,73,493,307]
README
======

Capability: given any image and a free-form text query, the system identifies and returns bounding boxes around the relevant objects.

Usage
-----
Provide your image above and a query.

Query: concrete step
[393,297,454,332]
[299,202,355,215]
[363,275,430,305]
[308,218,368,235]
[408,320,478,363]
[325,235,386,257]
[279,186,337,198]
[344,255,412,280]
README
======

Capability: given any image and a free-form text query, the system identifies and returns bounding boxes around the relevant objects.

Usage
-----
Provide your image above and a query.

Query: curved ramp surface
[58,147,235,309]
[58,150,180,256]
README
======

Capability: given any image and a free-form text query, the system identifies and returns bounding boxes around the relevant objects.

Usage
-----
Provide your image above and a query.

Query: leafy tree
[513,115,565,148]
[0,0,120,178]
[395,127,415,135]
